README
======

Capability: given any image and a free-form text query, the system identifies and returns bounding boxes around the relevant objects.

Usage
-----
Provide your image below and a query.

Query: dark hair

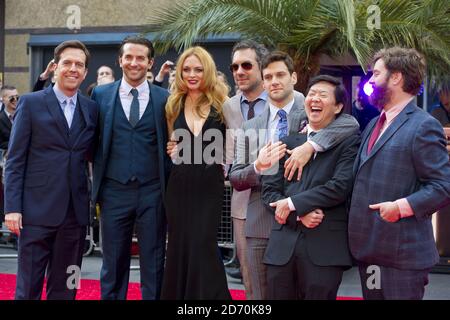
[261,51,295,74]
[372,47,425,95]
[231,40,269,69]
[1,85,17,93]
[307,75,348,114]
[119,36,154,59]
[54,40,90,68]
[97,65,115,77]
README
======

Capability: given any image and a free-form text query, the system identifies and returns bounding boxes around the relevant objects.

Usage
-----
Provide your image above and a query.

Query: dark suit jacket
[91,79,171,203]
[0,109,12,150]
[349,101,450,270]
[262,131,360,267]
[4,86,99,226]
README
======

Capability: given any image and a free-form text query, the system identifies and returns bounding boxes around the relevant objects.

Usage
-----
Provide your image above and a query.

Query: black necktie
[246,99,259,120]
[308,131,317,139]
[129,88,140,127]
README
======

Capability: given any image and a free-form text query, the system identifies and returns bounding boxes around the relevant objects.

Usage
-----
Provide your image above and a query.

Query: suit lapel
[360,101,415,166]
[288,98,304,135]
[44,86,70,146]
[255,104,271,146]
[71,95,91,147]
[102,81,120,159]
[232,93,245,125]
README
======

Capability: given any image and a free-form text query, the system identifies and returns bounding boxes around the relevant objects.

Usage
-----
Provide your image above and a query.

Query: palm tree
[147,0,450,93]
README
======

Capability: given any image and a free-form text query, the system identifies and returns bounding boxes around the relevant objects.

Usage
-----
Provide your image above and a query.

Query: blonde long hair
[166,46,229,134]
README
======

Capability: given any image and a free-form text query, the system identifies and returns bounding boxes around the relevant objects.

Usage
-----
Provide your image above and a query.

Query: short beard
[369,82,392,111]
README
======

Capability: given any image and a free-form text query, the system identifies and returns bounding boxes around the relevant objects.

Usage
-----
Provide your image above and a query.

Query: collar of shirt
[306,124,322,139]
[53,83,78,106]
[269,98,295,122]
[382,96,414,127]
[119,78,149,99]
[240,90,268,105]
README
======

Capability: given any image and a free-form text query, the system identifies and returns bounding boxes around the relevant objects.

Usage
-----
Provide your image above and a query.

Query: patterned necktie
[367,112,386,154]
[129,88,140,127]
[246,99,259,120]
[63,98,75,128]
[276,109,288,140]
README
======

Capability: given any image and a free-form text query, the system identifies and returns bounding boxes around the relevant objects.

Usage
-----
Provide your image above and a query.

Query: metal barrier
[218,181,236,266]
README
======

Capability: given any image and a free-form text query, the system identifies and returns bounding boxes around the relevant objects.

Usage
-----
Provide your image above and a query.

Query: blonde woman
[161,46,231,300]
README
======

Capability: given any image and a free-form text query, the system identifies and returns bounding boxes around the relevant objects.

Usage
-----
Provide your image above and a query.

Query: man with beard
[348,47,450,300]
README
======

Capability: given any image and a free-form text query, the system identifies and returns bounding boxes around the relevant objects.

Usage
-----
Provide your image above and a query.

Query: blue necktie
[276,109,288,140]
[129,88,140,127]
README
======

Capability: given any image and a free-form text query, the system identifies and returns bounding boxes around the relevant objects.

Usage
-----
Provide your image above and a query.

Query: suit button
[130,176,137,182]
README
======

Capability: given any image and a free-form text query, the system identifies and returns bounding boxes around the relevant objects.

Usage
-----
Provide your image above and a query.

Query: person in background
[96,65,115,86]
[431,88,450,126]
[352,79,379,132]
[33,59,56,92]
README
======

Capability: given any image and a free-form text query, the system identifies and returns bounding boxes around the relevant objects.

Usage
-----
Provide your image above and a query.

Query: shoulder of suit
[92,80,118,96]
[150,83,170,98]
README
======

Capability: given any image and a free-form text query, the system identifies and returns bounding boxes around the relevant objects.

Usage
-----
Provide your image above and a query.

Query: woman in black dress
[161,46,231,300]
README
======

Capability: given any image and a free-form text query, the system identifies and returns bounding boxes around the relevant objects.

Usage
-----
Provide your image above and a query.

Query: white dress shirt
[119,79,150,121]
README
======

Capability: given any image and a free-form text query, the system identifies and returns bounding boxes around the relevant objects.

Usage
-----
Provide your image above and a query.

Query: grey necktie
[63,99,75,129]
[129,88,140,127]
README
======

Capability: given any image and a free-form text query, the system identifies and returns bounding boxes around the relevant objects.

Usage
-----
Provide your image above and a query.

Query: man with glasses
[223,40,270,300]
[0,85,19,153]
[0,85,19,231]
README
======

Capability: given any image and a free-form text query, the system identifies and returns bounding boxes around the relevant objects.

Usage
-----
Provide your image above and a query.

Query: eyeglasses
[229,62,253,72]
[8,95,19,103]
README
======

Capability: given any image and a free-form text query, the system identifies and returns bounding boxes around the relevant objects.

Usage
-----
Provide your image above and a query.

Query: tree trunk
[285,48,321,94]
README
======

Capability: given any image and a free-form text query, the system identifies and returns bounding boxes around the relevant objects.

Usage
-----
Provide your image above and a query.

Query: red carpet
[0,273,360,300]
[0,273,246,300]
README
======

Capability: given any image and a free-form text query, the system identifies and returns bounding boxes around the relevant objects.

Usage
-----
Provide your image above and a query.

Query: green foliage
[147,0,450,91]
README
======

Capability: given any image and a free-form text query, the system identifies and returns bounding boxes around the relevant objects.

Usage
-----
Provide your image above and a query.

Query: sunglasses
[8,95,19,103]
[229,62,253,72]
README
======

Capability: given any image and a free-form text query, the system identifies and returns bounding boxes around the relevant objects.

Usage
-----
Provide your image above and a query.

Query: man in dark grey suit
[349,47,450,300]
[229,51,359,299]
[262,75,360,299]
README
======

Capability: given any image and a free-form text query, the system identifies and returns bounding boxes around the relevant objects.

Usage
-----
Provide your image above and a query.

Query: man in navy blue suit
[349,47,450,300]
[91,36,170,300]
[4,40,98,300]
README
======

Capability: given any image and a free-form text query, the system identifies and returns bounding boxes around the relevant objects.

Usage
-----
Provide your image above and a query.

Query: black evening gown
[161,107,231,300]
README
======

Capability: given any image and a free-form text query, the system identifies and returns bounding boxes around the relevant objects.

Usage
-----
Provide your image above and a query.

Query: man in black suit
[0,85,19,219]
[261,75,360,300]
[0,85,18,151]
[4,40,98,300]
